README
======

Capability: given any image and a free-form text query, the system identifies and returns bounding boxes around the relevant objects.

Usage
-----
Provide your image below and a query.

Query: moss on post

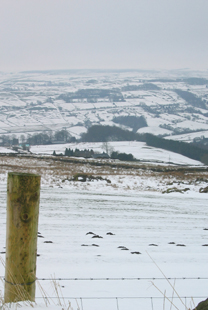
[4,172,41,303]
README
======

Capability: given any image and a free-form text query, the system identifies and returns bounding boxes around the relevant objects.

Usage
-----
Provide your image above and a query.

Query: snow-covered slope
[0,175,208,310]
[0,69,208,310]
[30,141,203,166]
[0,70,208,143]
[0,148,208,310]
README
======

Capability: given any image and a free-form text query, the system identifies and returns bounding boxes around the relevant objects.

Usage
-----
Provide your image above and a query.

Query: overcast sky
[0,0,208,72]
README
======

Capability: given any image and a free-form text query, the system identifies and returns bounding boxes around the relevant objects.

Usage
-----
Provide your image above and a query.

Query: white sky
[0,0,208,72]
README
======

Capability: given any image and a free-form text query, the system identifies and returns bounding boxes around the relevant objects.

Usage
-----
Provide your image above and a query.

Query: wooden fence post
[4,172,41,303]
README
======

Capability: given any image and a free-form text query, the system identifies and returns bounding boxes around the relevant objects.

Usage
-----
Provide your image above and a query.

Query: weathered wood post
[4,172,41,303]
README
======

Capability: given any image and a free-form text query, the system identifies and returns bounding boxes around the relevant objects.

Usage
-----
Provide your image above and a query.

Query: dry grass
[0,154,208,192]
[147,252,196,310]
[0,257,35,308]
[0,255,74,310]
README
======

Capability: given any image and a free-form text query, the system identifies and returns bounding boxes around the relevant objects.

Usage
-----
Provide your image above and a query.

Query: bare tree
[102,141,114,156]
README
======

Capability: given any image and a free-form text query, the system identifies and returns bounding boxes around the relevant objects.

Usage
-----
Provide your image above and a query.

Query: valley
[0,69,208,144]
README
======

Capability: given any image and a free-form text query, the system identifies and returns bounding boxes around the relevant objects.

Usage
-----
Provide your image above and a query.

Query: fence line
[35,296,207,299]
[1,276,208,281]
[1,276,207,309]
[34,296,207,310]
[26,276,208,281]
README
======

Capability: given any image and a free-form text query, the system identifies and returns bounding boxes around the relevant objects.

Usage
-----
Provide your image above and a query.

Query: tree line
[81,125,208,164]
[53,147,136,162]
[0,129,76,147]
[1,124,208,164]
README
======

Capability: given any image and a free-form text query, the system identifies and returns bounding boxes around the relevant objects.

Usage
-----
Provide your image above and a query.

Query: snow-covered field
[0,185,208,310]
[0,145,208,309]
[30,141,203,166]
[0,69,208,143]
[1,70,208,309]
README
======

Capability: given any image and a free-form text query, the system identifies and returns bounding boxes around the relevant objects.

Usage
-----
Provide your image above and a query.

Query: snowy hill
[0,152,208,310]
[0,69,208,143]
[1,70,208,310]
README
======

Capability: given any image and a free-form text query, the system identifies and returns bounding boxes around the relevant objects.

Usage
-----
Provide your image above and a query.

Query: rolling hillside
[0,69,208,144]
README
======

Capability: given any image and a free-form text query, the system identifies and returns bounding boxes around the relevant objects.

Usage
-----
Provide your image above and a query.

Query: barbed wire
[31,276,208,281]
[35,296,207,299]
[1,276,208,281]
[34,295,207,310]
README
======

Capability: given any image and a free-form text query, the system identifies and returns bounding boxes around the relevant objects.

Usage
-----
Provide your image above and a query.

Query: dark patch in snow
[82,243,99,247]
[131,251,141,254]
[106,232,115,235]
[92,235,103,239]
[149,244,158,246]
[176,244,186,247]
[44,241,53,243]
[199,186,208,193]
[162,187,190,194]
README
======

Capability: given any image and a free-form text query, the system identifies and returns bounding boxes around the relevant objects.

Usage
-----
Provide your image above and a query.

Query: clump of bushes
[162,187,190,194]
[111,151,135,161]
[62,173,111,183]
[53,147,136,162]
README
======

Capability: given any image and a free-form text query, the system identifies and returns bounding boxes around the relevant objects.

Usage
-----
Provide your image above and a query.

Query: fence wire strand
[32,276,208,281]
[1,276,208,281]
